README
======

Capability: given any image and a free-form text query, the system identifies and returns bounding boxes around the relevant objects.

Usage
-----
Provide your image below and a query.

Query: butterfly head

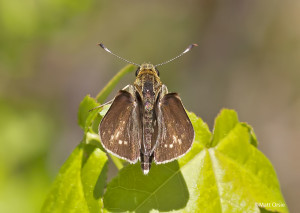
[135,63,160,77]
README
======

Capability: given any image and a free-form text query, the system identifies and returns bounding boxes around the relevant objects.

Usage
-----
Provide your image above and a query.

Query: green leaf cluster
[42,66,288,213]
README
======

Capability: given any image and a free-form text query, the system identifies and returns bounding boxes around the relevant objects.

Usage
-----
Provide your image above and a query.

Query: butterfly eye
[135,67,140,76]
[155,68,160,76]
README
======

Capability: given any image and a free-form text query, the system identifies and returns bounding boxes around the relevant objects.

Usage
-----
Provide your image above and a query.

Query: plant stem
[96,64,136,103]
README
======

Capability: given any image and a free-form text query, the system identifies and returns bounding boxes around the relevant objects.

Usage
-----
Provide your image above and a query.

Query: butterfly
[98,43,197,174]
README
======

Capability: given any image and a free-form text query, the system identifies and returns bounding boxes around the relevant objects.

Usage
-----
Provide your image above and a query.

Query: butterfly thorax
[134,64,162,156]
[134,64,162,99]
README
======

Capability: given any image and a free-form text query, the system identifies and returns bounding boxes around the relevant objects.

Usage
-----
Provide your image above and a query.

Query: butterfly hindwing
[154,93,194,164]
[99,90,142,163]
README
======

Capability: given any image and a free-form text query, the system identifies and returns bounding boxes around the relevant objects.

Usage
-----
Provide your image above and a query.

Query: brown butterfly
[98,43,197,174]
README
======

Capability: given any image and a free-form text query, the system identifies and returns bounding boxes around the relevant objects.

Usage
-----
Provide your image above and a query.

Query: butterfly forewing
[154,93,194,163]
[99,90,142,163]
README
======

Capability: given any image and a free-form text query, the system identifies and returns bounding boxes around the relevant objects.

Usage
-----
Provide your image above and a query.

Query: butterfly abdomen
[142,81,155,154]
[135,73,161,174]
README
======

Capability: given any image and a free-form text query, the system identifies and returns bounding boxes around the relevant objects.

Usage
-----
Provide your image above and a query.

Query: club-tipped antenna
[98,43,140,67]
[155,44,198,67]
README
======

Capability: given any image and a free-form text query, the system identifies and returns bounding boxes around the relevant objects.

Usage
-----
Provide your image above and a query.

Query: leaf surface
[42,144,108,213]
[103,109,288,213]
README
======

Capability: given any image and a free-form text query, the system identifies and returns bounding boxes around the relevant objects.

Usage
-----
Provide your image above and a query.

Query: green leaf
[103,109,288,213]
[103,162,190,212]
[241,122,258,147]
[99,105,110,117]
[211,109,239,147]
[187,111,211,147]
[207,123,287,213]
[81,145,108,213]
[41,144,108,213]
[78,95,99,131]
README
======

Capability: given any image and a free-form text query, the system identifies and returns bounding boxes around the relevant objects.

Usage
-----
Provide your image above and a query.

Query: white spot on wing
[124,141,128,145]
[169,144,173,148]
[178,139,182,145]
[164,144,167,148]
[118,140,123,144]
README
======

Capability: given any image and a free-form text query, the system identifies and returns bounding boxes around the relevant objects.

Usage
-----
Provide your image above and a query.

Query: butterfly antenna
[98,43,140,67]
[155,44,198,67]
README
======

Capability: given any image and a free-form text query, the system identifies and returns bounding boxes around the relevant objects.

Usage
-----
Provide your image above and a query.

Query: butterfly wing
[154,93,194,164]
[99,90,142,163]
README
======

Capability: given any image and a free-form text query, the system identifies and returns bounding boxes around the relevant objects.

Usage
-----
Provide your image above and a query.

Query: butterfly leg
[121,84,135,96]
[90,85,136,112]
[89,99,114,112]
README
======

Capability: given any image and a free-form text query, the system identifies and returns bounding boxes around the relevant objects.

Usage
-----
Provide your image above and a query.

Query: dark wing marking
[154,93,194,164]
[99,90,142,163]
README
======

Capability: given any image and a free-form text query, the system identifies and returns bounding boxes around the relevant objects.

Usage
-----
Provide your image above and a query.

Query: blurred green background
[0,0,299,212]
